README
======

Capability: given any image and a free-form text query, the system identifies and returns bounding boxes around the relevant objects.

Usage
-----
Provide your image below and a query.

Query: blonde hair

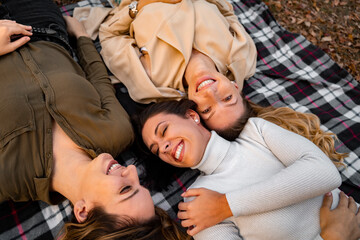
[58,206,191,240]
[244,101,346,167]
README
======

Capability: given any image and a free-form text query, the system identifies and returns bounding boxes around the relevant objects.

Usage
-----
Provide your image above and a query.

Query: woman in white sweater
[139,99,359,240]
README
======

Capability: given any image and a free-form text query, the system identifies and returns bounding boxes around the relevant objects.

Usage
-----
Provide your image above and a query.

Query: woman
[139,99,359,239]
[98,0,257,132]
[0,0,187,239]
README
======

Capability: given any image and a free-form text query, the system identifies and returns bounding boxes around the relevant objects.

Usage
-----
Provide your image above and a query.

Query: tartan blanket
[0,0,359,239]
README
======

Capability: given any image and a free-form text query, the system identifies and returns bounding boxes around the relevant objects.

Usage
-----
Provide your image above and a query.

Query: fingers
[1,20,32,36]
[181,188,202,198]
[178,201,189,211]
[180,219,194,228]
[321,192,333,210]
[338,191,349,208]
[348,196,358,214]
[9,36,31,50]
[177,210,188,220]
[187,226,202,236]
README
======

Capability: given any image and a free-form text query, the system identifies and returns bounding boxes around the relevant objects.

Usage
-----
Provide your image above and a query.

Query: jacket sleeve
[99,2,175,104]
[206,0,257,85]
[226,118,342,217]
[76,36,134,153]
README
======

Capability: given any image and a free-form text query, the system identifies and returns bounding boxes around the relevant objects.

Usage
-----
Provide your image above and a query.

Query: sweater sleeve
[226,118,342,217]
[194,220,243,240]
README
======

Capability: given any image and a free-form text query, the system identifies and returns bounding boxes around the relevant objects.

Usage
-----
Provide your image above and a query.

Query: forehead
[142,113,172,140]
[203,98,244,130]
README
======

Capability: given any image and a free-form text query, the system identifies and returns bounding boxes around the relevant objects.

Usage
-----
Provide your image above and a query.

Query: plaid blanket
[1,0,359,239]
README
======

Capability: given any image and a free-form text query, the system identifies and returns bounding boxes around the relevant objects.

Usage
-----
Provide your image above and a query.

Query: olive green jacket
[0,37,133,205]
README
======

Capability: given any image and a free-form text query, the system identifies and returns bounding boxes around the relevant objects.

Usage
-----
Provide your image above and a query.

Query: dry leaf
[305,21,311,27]
[348,34,354,42]
[321,36,332,42]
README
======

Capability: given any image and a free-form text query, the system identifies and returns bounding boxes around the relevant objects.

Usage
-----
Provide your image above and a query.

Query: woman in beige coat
[99,0,257,134]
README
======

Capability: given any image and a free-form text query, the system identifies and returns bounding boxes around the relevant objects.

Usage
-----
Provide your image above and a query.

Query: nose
[121,165,136,177]
[159,140,171,154]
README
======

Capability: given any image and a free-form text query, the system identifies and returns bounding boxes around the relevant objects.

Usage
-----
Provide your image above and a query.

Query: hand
[178,188,233,236]
[0,20,32,56]
[63,16,89,39]
[320,191,360,240]
[138,0,182,12]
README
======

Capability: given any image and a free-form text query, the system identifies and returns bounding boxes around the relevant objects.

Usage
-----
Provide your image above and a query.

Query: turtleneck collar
[191,131,231,175]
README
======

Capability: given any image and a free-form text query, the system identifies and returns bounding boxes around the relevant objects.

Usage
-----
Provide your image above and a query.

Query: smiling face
[141,111,211,168]
[185,51,245,131]
[77,153,155,223]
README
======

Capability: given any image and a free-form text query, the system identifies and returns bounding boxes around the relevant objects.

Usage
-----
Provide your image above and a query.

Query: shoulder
[246,117,282,132]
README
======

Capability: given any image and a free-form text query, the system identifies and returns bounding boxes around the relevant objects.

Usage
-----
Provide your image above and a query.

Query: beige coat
[99,0,257,104]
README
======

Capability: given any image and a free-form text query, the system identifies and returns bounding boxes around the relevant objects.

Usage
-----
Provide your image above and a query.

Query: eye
[120,186,132,194]
[155,148,159,156]
[224,95,232,102]
[162,126,168,136]
[201,107,211,114]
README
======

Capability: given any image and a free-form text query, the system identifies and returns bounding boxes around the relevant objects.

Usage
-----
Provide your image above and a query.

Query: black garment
[0,0,72,54]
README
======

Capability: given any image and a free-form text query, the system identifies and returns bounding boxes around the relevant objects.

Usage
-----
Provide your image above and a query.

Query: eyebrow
[149,121,165,152]
[119,189,139,202]
[206,98,238,121]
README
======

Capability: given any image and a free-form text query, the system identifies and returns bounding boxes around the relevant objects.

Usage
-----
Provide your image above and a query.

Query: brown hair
[58,206,191,240]
[139,99,346,167]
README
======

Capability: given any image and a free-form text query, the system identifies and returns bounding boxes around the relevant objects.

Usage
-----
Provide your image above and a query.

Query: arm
[0,20,32,55]
[226,118,342,216]
[99,0,182,103]
[206,0,257,81]
[192,220,243,240]
[64,16,133,151]
[64,16,116,107]
[179,118,342,235]
[320,191,360,240]
[220,118,342,215]
[98,1,153,103]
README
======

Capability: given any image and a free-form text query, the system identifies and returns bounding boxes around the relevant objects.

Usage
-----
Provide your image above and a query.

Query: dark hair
[59,206,191,240]
[137,99,198,129]
[129,99,199,191]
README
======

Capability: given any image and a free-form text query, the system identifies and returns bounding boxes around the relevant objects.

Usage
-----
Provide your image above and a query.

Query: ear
[186,109,200,124]
[73,200,90,223]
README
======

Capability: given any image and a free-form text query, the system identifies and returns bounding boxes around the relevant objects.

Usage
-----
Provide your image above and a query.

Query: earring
[195,119,199,123]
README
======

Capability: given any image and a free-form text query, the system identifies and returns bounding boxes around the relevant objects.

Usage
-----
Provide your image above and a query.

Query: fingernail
[326,192,332,196]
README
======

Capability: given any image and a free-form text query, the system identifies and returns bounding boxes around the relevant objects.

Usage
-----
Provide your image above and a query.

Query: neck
[50,122,91,203]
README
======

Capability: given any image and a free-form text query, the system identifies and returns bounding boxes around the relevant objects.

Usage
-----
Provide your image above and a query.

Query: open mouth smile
[196,79,215,92]
[106,160,123,175]
[173,140,184,162]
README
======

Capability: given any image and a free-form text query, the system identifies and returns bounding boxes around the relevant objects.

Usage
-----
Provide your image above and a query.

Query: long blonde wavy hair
[218,99,347,167]
[58,206,192,240]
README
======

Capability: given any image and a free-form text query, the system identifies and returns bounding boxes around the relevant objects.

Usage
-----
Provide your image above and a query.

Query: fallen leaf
[348,34,354,42]
[321,36,332,42]
[305,21,311,27]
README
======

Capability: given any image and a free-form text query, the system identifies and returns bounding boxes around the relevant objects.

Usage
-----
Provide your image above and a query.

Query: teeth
[197,80,215,91]
[175,143,184,160]
[107,163,120,175]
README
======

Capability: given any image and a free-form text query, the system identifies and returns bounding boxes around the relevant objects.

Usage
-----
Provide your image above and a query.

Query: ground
[56,0,360,82]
